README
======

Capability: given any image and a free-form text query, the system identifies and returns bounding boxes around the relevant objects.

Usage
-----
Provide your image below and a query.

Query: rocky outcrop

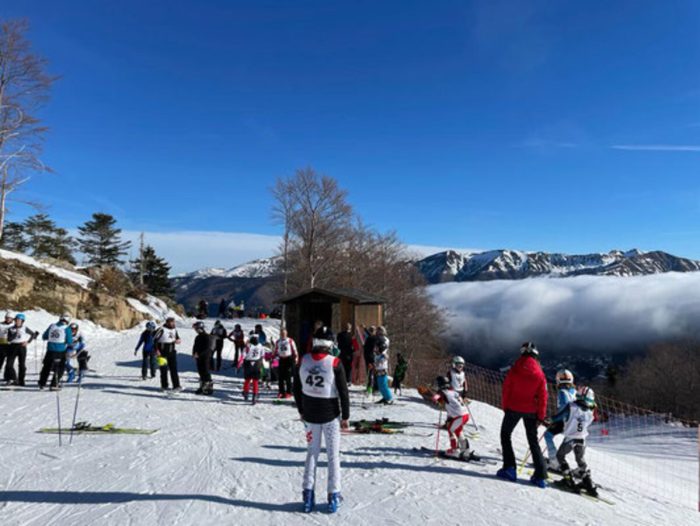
[0,256,146,330]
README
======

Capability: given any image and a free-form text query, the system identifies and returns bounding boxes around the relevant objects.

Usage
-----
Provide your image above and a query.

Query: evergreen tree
[78,213,131,266]
[0,221,27,252]
[23,213,76,264]
[131,245,173,297]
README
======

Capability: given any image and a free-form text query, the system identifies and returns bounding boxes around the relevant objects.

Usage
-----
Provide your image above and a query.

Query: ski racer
[155,317,182,392]
[134,321,158,380]
[192,321,213,395]
[39,313,74,390]
[433,376,478,460]
[544,369,577,469]
[6,313,38,387]
[241,332,265,404]
[273,328,298,399]
[373,335,393,404]
[447,356,467,397]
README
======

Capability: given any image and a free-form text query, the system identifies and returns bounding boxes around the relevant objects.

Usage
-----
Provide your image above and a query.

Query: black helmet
[193,321,205,332]
[249,333,259,345]
[435,376,450,390]
[520,341,539,357]
[376,336,389,351]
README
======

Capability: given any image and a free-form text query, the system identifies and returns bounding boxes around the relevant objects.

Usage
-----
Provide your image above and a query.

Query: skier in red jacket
[496,342,549,488]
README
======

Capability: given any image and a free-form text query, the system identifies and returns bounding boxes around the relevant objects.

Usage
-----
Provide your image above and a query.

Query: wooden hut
[277,287,385,348]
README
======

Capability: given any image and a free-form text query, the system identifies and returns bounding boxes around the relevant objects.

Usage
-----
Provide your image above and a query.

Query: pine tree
[23,213,76,264]
[78,213,131,266]
[130,244,173,297]
[0,221,27,252]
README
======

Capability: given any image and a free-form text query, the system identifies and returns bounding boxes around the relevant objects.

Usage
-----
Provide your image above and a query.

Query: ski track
[0,314,697,526]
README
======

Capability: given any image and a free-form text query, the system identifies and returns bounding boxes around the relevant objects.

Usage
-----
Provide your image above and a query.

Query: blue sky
[2,0,700,272]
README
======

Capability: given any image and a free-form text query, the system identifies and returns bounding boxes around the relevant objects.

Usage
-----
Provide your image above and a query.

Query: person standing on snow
[373,335,393,404]
[497,342,548,488]
[65,323,89,383]
[134,321,158,380]
[6,313,38,387]
[155,317,182,392]
[39,313,73,390]
[241,332,265,404]
[192,321,214,395]
[336,323,354,383]
[433,376,478,460]
[228,323,246,372]
[293,336,350,514]
[544,369,577,470]
[209,320,227,372]
[273,328,298,399]
[362,326,377,392]
[447,356,467,398]
[0,311,15,382]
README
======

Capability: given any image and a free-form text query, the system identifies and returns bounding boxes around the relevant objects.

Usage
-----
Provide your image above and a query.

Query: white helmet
[452,356,465,367]
[60,312,72,323]
[555,369,574,386]
[4,311,13,320]
[577,386,596,408]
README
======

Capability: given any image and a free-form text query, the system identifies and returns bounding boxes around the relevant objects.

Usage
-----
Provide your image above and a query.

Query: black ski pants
[159,347,181,389]
[141,350,156,378]
[278,356,294,395]
[39,351,66,388]
[500,409,546,479]
[197,349,212,384]
[0,344,8,380]
[5,344,27,385]
[210,339,223,371]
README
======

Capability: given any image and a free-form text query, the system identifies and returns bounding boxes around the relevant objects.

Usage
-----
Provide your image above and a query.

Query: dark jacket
[336,330,353,358]
[192,332,212,357]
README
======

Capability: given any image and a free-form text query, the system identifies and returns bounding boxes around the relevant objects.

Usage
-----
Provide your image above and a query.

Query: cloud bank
[428,272,700,353]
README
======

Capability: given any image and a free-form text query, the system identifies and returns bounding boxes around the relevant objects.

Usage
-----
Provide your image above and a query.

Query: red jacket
[502,355,548,421]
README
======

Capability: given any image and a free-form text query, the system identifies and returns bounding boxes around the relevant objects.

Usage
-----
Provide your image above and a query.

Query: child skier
[433,376,478,460]
[447,356,467,397]
[241,332,265,404]
[373,336,393,405]
[134,321,157,380]
[228,323,246,372]
[553,386,598,496]
[544,369,577,470]
[293,336,350,514]
[192,321,213,395]
[65,323,89,383]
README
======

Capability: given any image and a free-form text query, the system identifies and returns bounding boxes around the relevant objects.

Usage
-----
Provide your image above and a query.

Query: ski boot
[580,472,598,497]
[529,475,548,489]
[327,492,342,514]
[67,370,76,383]
[251,393,258,405]
[203,382,214,395]
[302,489,315,513]
[559,470,578,491]
[460,450,479,462]
[496,467,517,482]
[195,383,204,395]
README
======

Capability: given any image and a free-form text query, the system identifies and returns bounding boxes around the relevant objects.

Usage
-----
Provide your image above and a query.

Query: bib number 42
[305,375,325,388]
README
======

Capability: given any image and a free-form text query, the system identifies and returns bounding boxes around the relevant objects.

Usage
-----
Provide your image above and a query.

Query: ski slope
[0,313,697,526]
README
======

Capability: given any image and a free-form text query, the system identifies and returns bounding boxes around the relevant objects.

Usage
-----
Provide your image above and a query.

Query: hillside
[0,312,696,525]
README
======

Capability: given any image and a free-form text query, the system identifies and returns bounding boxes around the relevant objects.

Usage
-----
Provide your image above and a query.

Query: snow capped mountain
[176,256,281,282]
[417,249,700,283]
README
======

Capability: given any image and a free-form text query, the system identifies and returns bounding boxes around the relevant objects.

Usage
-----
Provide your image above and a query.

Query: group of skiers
[0,311,91,390]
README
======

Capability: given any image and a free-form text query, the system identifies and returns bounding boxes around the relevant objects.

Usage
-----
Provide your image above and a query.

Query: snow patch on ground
[0,249,92,289]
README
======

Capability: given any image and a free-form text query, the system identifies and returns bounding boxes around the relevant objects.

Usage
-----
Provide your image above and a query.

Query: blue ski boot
[529,475,547,489]
[67,369,76,383]
[496,467,517,482]
[327,492,341,513]
[302,489,315,513]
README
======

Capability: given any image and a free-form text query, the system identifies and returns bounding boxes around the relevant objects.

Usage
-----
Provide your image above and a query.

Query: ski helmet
[452,356,465,368]
[156,356,168,367]
[520,341,539,357]
[555,369,574,386]
[15,313,26,322]
[60,312,72,323]
[249,333,259,345]
[312,338,333,352]
[4,311,13,320]
[146,321,156,330]
[193,321,205,332]
[70,322,79,332]
[376,336,389,352]
[577,386,596,408]
[435,376,450,390]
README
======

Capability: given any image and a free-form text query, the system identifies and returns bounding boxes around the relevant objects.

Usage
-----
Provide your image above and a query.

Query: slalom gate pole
[54,359,62,447]
[69,372,84,445]
[434,408,443,458]
[517,431,545,475]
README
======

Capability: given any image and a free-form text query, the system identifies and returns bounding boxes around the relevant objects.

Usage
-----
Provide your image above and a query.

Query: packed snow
[0,311,697,526]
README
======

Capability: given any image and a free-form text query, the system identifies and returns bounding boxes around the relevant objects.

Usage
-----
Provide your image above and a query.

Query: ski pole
[54,359,62,447]
[34,340,38,376]
[434,408,443,458]
[69,372,84,445]
[465,401,479,432]
[517,432,545,475]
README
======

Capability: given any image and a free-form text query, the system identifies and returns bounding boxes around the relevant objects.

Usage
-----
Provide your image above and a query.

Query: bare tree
[270,178,295,328]
[0,19,56,240]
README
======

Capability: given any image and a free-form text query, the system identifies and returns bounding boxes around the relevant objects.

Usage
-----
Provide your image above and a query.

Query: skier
[192,321,214,395]
[254,324,267,346]
[155,317,182,392]
[65,323,89,383]
[209,320,227,372]
[6,313,38,387]
[134,321,158,380]
[433,376,477,460]
[273,328,298,399]
[373,335,393,404]
[39,313,74,390]
[293,336,350,514]
[496,342,548,488]
[553,386,598,496]
[336,323,354,383]
[363,326,377,393]
[447,356,467,398]
[350,327,364,385]
[544,369,577,470]
[241,332,265,403]
[228,323,246,372]
[0,311,14,382]
[392,351,408,395]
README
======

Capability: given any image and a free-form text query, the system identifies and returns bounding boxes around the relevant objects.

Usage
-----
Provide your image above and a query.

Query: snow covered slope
[0,313,696,525]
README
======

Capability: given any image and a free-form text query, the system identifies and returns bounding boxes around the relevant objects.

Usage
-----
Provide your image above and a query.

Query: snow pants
[6,344,27,385]
[0,344,8,380]
[141,350,156,379]
[159,348,181,389]
[210,339,223,371]
[446,413,470,453]
[39,351,66,388]
[376,373,393,402]
[500,410,546,479]
[557,438,588,473]
[197,349,213,384]
[544,421,564,460]
[278,356,294,396]
[303,418,341,494]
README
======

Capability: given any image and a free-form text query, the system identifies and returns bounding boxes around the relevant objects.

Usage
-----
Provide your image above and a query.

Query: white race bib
[48,324,67,344]
[300,354,338,399]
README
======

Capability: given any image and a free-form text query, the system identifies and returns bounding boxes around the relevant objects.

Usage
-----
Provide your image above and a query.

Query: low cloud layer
[428,273,700,353]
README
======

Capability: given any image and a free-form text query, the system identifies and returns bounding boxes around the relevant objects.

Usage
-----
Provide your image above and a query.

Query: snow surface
[0,249,92,289]
[0,311,697,526]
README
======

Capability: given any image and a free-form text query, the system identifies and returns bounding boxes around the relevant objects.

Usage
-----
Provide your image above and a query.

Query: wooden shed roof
[276,287,385,305]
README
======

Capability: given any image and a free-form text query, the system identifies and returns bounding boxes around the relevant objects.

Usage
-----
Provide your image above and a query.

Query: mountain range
[171,248,700,312]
